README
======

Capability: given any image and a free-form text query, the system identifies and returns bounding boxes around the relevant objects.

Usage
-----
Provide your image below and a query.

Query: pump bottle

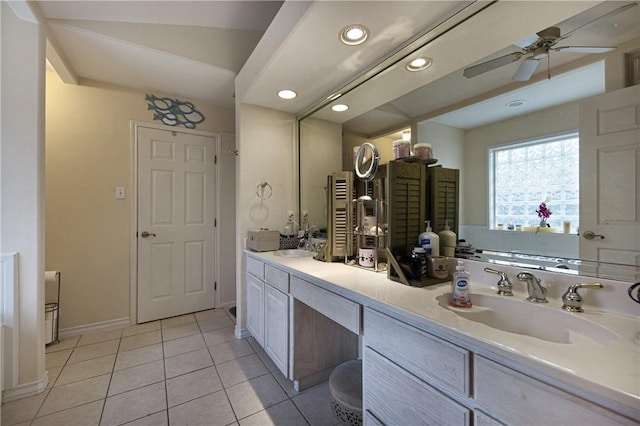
[450,260,472,308]
[418,220,439,256]
[439,220,456,257]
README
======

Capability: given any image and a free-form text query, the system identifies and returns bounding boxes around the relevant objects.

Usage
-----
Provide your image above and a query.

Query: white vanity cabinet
[246,256,290,376]
[474,356,636,426]
[363,307,471,426]
[363,307,636,426]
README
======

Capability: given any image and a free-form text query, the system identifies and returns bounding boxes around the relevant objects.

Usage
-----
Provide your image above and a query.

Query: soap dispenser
[450,260,472,308]
[418,220,439,256]
[439,220,456,257]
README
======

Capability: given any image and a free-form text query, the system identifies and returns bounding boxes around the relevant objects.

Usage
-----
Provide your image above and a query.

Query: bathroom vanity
[245,250,639,425]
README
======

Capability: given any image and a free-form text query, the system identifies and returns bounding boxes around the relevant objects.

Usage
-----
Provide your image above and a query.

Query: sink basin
[274,249,315,258]
[436,293,618,345]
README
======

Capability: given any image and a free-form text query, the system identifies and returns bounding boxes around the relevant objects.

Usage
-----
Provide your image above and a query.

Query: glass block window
[489,132,579,230]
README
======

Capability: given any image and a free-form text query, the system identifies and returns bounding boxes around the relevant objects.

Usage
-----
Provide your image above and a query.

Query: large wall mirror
[299,1,640,280]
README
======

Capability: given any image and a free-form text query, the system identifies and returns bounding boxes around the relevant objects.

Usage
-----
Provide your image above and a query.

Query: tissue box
[247,229,280,252]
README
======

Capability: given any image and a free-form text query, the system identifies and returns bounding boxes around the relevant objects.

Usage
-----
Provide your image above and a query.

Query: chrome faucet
[517,272,548,303]
[561,283,603,312]
[484,267,513,296]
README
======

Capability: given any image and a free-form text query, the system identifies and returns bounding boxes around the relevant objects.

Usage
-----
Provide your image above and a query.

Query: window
[489,132,579,231]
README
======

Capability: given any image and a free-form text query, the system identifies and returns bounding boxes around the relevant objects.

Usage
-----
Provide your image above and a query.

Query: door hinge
[214,218,217,227]
[214,155,217,164]
[214,281,217,291]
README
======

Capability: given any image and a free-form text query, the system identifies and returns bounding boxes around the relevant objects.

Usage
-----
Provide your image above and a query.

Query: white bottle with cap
[418,220,439,256]
[438,220,456,257]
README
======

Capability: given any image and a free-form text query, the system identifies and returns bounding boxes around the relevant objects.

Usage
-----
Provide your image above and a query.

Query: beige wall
[234,103,297,336]
[300,117,342,229]
[45,72,235,330]
[1,1,47,392]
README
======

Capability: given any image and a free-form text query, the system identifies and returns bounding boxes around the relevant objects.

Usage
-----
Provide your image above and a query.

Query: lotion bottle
[418,220,440,256]
[450,260,472,308]
[439,220,457,257]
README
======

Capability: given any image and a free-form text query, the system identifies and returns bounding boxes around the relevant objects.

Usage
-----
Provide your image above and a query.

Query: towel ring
[256,182,272,200]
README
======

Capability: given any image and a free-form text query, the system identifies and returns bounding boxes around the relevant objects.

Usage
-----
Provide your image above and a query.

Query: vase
[539,219,548,227]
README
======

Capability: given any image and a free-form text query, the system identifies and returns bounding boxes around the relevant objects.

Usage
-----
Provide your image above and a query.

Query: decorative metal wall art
[145,94,205,129]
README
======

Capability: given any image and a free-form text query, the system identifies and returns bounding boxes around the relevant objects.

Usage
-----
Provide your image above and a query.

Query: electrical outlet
[286,210,294,222]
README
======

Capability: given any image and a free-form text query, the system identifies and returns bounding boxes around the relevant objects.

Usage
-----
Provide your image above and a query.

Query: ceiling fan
[462,3,635,81]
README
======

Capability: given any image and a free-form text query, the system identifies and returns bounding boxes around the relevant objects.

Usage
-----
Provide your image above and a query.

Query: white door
[579,85,640,271]
[137,126,216,323]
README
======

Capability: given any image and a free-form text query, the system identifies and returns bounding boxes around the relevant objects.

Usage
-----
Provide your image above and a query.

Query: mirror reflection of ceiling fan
[463,3,637,81]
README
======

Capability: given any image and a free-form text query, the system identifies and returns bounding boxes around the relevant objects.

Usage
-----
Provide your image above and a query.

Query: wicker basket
[279,235,300,249]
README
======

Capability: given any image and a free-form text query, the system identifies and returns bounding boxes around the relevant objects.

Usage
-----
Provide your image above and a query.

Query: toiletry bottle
[450,260,472,308]
[412,247,428,278]
[418,220,440,256]
[439,220,457,257]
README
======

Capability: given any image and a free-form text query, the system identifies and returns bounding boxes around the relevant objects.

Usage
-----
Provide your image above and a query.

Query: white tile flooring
[2,309,341,426]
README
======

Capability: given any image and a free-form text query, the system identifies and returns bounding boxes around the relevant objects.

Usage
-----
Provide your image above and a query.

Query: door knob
[140,231,156,238]
[582,231,604,240]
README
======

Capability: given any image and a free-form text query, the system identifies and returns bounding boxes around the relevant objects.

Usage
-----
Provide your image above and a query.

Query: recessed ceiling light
[406,57,432,72]
[332,104,349,112]
[506,99,526,108]
[339,24,369,46]
[277,89,297,100]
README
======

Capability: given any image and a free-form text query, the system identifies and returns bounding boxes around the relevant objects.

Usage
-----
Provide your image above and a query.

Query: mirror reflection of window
[489,132,579,232]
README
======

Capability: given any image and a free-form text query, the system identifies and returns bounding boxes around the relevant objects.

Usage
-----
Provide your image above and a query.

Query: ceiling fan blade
[554,46,616,54]
[463,52,523,78]
[512,57,540,81]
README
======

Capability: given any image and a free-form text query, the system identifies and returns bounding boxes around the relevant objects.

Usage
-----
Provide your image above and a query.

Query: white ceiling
[36,1,284,108]
[18,0,639,121]
[337,1,640,136]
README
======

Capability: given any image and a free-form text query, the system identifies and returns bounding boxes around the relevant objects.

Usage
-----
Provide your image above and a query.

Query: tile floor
[2,309,341,426]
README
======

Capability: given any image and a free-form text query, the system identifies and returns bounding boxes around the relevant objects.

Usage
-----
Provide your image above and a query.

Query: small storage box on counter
[247,229,280,252]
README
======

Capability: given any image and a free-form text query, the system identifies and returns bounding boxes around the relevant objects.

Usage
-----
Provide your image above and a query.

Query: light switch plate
[115,187,125,199]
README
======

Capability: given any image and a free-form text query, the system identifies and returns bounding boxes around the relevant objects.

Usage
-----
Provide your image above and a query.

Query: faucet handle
[561,283,603,313]
[484,267,513,296]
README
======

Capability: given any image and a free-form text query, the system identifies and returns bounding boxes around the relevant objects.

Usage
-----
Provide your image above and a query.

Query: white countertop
[246,250,640,417]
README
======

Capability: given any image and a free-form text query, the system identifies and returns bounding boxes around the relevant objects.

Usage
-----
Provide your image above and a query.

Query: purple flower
[536,202,552,220]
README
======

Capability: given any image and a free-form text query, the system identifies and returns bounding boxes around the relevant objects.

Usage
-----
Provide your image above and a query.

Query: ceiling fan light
[406,57,432,72]
[506,100,526,108]
[339,24,369,46]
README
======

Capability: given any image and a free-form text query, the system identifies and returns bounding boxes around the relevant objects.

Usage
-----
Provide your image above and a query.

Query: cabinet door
[246,273,265,346]
[363,347,470,426]
[264,284,289,377]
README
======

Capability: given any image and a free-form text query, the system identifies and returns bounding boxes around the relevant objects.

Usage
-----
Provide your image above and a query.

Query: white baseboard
[235,326,250,339]
[59,317,131,339]
[2,371,48,402]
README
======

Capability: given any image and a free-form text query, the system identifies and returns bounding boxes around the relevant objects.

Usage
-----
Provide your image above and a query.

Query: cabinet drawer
[290,276,360,334]
[364,308,469,396]
[246,256,264,279]
[363,347,470,426]
[475,356,636,426]
[265,264,289,293]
